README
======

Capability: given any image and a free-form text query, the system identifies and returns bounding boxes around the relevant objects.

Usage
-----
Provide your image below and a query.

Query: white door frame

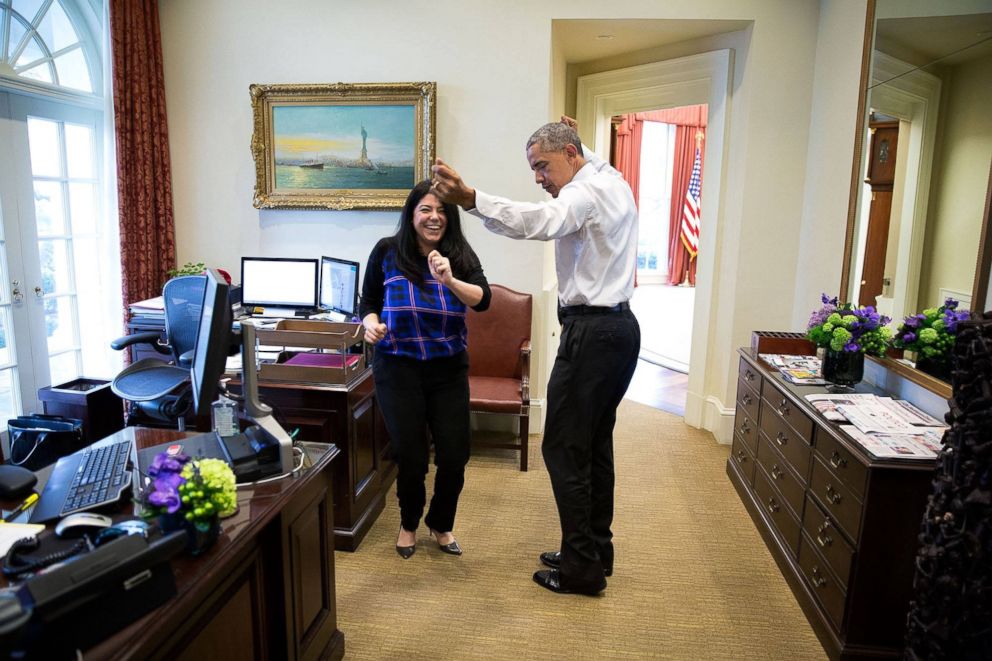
[576,49,732,430]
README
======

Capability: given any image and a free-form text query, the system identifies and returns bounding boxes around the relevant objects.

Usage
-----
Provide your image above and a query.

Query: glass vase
[915,356,951,382]
[158,512,221,556]
[822,349,864,391]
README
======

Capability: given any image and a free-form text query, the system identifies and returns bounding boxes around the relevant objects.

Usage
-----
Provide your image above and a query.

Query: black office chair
[110,275,207,427]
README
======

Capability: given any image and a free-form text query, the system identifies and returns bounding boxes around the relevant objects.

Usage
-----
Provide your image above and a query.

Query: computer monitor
[319,256,360,319]
[190,269,234,416]
[190,269,295,476]
[240,257,319,309]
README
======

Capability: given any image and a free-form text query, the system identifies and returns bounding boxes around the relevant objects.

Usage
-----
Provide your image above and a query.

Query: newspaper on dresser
[804,393,879,422]
[835,402,919,434]
[839,425,945,460]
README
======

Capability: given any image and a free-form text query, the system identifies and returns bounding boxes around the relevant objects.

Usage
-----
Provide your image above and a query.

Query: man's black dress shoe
[539,551,613,577]
[533,569,606,595]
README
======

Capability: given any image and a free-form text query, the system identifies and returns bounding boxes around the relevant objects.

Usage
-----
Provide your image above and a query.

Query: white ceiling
[877,13,992,66]
[553,19,751,64]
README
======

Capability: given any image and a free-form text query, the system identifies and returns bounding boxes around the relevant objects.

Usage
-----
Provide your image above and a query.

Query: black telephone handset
[2,535,89,578]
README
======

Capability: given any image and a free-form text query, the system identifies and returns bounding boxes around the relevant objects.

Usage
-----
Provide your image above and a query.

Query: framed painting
[249,82,436,210]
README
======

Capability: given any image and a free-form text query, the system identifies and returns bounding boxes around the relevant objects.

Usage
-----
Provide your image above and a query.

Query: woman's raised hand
[428,250,452,285]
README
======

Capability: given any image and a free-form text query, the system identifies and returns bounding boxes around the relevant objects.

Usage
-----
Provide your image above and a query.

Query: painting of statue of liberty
[273,104,415,190]
[250,82,436,210]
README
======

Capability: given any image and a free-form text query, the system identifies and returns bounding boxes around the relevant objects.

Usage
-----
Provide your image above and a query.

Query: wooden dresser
[727,349,936,660]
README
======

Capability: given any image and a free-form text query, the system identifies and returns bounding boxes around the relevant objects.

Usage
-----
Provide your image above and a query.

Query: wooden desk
[122,312,395,550]
[230,368,396,551]
[16,427,346,660]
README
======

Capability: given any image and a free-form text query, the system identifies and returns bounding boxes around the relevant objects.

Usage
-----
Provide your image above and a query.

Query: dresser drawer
[731,434,756,486]
[756,434,805,519]
[760,381,814,442]
[813,427,867,500]
[736,377,760,422]
[799,533,847,630]
[734,409,759,456]
[810,456,863,542]
[803,494,855,586]
[754,465,801,557]
[739,357,762,394]
[758,409,812,481]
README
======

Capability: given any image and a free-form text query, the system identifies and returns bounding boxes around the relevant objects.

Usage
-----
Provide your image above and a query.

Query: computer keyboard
[60,440,133,517]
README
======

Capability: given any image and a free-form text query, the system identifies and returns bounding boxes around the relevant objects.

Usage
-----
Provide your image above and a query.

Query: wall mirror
[841,0,992,397]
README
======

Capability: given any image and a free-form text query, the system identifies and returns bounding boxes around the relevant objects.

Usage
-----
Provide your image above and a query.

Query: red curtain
[612,105,707,286]
[110,0,176,312]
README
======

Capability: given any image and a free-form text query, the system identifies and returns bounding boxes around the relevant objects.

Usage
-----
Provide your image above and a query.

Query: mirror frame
[840,0,992,399]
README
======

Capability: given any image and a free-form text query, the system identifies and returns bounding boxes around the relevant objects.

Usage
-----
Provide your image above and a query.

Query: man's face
[527,143,577,198]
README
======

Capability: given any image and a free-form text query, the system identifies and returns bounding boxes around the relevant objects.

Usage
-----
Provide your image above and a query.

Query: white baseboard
[684,391,734,445]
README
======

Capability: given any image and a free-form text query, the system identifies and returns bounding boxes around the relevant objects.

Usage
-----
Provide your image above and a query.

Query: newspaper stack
[805,393,946,459]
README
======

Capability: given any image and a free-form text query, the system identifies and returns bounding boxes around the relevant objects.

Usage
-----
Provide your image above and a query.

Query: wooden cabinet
[727,350,934,660]
[65,428,347,660]
[235,368,396,551]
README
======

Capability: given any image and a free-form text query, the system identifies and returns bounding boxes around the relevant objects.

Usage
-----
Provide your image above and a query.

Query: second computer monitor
[319,256,360,319]
[241,257,319,309]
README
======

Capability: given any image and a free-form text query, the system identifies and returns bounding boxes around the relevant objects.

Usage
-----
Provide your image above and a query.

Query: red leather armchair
[465,285,533,471]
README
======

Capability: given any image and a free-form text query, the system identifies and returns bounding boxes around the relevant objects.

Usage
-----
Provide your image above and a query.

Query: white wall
[158,0,867,440]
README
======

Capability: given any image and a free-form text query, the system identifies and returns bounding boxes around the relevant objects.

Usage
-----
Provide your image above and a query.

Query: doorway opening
[610,105,707,416]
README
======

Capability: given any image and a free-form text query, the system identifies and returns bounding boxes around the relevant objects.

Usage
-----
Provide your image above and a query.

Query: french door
[0,89,103,421]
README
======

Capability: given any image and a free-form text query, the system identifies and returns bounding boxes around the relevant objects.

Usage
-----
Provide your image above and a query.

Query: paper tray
[256,319,366,384]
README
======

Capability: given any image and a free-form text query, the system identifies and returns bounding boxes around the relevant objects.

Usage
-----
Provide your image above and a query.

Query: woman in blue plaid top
[360,180,491,559]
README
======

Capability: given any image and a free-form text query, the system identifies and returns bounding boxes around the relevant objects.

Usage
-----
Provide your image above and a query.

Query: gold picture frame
[249,82,436,210]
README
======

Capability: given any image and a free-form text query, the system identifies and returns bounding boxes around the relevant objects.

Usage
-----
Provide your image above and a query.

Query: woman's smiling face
[412,192,447,254]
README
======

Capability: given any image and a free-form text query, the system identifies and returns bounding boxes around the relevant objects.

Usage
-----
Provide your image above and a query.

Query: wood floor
[624,357,688,417]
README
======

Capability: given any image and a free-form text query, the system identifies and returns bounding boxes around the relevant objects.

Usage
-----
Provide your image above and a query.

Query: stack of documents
[805,393,946,459]
[759,353,826,385]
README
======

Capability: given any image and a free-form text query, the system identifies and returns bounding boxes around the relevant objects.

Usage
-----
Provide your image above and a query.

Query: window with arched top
[0,0,98,94]
[0,0,120,426]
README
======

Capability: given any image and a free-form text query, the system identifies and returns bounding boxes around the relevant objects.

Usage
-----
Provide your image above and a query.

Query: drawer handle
[811,566,827,588]
[766,497,780,514]
[775,431,788,447]
[744,369,755,382]
[770,464,783,480]
[735,450,747,464]
[778,398,791,416]
[742,394,753,406]
[740,420,751,435]
[829,451,847,470]
[826,483,842,505]
[816,521,833,548]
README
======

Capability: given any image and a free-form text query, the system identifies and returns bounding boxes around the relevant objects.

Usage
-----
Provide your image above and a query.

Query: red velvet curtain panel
[614,116,644,209]
[109,0,176,310]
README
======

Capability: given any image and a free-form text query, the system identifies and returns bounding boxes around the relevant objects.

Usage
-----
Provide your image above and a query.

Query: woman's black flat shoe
[396,544,416,559]
[429,529,462,556]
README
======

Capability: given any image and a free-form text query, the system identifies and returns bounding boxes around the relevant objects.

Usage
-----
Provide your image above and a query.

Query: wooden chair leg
[519,412,529,471]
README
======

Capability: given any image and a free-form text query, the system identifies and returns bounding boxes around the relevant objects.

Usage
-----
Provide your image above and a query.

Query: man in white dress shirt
[431,117,640,595]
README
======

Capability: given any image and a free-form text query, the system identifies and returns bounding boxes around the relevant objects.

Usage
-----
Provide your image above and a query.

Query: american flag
[680,147,702,259]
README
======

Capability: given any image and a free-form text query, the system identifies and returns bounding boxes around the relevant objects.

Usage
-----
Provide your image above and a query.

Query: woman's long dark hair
[392,180,475,286]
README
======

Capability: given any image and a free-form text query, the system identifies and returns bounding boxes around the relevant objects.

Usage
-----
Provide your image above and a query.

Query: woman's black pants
[373,350,471,533]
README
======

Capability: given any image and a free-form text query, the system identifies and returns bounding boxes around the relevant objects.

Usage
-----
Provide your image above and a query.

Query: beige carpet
[334,399,827,660]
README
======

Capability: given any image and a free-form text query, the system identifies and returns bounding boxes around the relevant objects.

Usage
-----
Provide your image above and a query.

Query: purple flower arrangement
[806,294,892,356]
[893,298,970,360]
[139,450,237,531]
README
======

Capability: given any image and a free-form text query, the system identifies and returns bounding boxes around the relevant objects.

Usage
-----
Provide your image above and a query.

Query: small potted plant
[138,450,238,555]
[892,298,970,380]
[807,294,892,389]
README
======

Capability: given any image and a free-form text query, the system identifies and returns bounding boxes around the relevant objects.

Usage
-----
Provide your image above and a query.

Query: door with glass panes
[0,90,102,420]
